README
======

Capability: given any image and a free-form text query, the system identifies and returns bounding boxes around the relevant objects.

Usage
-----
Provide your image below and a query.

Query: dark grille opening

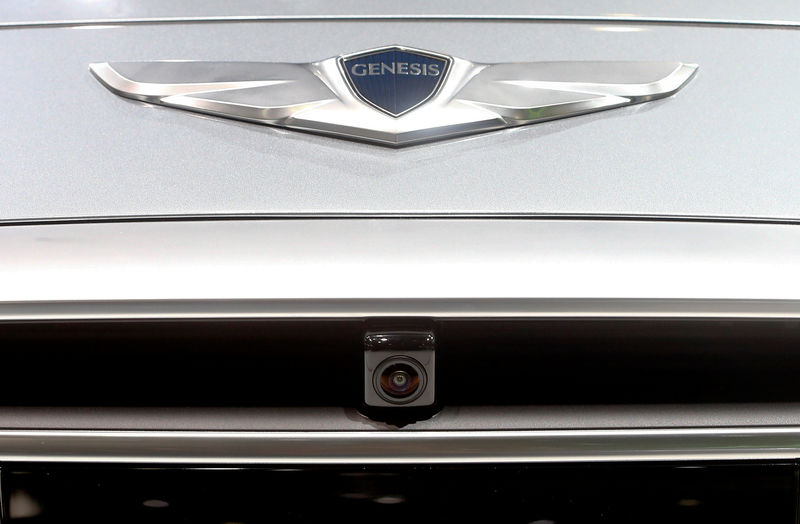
[1,318,800,407]
[2,462,797,523]
[0,320,364,407]
[438,319,800,405]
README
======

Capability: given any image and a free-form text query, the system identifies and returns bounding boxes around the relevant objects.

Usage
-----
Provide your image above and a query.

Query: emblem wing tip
[448,60,699,128]
[89,62,147,102]
[88,62,108,85]
[639,61,698,102]
[679,62,700,81]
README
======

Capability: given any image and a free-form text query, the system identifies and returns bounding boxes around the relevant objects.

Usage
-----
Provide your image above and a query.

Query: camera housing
[363,330,435,409]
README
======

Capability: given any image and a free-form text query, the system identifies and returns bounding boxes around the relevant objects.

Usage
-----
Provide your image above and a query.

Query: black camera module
[363,330,436,412]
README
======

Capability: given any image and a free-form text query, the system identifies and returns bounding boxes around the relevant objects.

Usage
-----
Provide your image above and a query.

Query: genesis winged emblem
[91,45,697,147]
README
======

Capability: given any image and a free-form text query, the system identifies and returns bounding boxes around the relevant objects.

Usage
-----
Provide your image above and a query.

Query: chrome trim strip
[2,405,800,432]
[2,15,800,31]
[3,213,800,227]
[3,298,800,322]
[2,427,800,463]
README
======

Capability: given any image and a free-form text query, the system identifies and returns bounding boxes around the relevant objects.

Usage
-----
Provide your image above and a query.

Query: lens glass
[379,362,421,399]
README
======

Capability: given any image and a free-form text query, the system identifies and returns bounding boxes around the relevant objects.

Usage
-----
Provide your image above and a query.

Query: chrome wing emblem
[91,45,697,147]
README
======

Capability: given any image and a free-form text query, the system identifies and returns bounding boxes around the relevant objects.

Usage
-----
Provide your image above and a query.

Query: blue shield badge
[340,46,451,117]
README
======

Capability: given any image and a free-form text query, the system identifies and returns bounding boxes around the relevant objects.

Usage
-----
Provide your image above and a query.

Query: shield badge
[340,46,451,117]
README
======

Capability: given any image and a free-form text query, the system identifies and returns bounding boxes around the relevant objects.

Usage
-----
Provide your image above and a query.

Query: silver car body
[2,0,800,465]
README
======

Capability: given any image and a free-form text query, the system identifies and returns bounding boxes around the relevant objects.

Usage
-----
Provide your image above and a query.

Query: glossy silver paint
[3,427,800,463]
[2,219,800,312]
[2,21,799,221]
[90,49,696,146]
[5,15,800,31]
[2,0,800,27]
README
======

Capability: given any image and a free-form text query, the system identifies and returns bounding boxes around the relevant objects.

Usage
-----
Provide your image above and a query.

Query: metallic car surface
[2,1,800,26]
[4,426,800,464]
[2,20,800,221]
[2,219,800,307]
[4,404,800,431]
[3,1,800,480]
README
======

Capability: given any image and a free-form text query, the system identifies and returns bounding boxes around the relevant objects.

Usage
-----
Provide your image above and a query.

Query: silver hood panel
[2,1,800,26]
[2,19,799,222]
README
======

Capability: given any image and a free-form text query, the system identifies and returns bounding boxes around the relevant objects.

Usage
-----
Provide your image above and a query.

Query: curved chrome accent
[2,15,800,31]
[90,48,697,146]
[2,427,800,463]
[88,62,298,101]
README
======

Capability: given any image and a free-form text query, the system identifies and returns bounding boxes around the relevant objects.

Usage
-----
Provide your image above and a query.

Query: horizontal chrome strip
[1,15,800,31]
[4,298,800,322]
[3,212,800,227]
[3,220,800,308]
[3,427,800,464]
[3,405,799,432]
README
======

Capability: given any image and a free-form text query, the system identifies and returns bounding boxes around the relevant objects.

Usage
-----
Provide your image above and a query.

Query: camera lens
[381,364,419,397]
[374,357,426,404]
